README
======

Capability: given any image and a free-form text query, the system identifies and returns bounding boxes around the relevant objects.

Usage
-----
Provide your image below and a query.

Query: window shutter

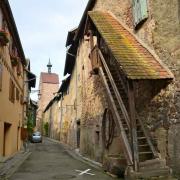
[16,88,19,101]
[0,62,3,91]
[17,61,21,76]
[139,0,148,20]
[133,0,148,27]
[9,79,12,101]
[12,82,15,102]
[133,0,140,26]
[9,79,15,103]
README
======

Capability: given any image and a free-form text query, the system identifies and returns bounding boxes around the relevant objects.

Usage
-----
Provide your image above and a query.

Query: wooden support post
[89,30,94,51]
[128,80,139,171]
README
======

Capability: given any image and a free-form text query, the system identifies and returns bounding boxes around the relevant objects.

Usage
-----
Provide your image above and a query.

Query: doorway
[76,120,80,148]
[3,123,11,156]
[17,127,20,150]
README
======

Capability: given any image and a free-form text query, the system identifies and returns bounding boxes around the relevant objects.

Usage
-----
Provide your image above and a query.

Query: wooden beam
[99,50,130,129]
[128,80,139,171]
[99,67,133,165]
[89,30,94,50]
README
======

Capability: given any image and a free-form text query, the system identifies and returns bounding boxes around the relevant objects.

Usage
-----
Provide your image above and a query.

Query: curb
[0,151,32,179]
[46,137,103,171]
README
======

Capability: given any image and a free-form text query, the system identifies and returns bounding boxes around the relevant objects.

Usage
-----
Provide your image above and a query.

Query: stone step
[133,167,171,179]
[139,151,153,162]
[138,144,150,152]
[139,158,166,170]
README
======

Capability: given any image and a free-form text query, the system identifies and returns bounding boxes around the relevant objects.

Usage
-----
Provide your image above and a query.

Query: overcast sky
[9,0,89,100]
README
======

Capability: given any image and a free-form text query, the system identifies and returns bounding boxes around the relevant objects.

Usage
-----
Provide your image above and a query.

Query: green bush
[44,122,49,136]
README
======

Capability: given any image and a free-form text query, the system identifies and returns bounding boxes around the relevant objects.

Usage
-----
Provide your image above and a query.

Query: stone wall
[94,0,133,28]
[58,52,83,148]
[93,0,180,175]
[77,38,109,162]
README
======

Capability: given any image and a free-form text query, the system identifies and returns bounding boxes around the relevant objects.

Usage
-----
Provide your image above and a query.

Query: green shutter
[133,0,139,26]
[133,0,148,27]
[139,0,148,20]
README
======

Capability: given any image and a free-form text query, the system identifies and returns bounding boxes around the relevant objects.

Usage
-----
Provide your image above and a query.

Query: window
[9,79,15,103]
[133,0,148,28]
[20,94,23,105]
[0,62,3,91]
[2,19,8,31]
[88,31,99,74]
[17,61,21,76]
[0,8,3,29]
[16,88,19,101]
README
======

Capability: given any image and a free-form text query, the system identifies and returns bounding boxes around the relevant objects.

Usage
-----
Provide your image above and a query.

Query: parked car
[31,131,42,143]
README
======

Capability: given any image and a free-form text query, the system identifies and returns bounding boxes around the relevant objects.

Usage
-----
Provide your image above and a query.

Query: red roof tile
[41,72,59,84]
[88,11,173,80]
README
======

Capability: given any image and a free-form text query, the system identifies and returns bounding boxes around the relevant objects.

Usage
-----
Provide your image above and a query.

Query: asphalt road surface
[10,138,115,180]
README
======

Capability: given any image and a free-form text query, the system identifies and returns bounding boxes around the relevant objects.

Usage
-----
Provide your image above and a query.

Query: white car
[31,131,42,143]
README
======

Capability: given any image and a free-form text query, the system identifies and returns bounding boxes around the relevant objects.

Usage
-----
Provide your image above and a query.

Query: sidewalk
[0,150,31,179]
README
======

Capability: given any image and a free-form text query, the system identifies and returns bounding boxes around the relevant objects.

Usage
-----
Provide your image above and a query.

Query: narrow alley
[10,138,115,180]
[0,0,180,179]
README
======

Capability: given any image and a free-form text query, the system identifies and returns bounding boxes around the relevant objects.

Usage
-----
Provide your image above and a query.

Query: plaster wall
[37,82,59,131]
[49,100,60,140]
[0,46,24,157]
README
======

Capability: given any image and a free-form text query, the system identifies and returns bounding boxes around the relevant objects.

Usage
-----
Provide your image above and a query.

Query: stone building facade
[90,0,180,175]
[0,0,35,159]
[44,0,179,178]
[43,96,60,139]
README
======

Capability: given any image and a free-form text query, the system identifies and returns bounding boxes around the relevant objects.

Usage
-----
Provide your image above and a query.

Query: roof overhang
[63,45,76,76]
[63,0,96,76]
[66,28,78,47]
[88,11,174,80]
[26,70,36,88]
[58,75,71,93]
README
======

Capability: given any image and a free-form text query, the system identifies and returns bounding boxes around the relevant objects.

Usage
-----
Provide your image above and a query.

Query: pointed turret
[47,59,52,73]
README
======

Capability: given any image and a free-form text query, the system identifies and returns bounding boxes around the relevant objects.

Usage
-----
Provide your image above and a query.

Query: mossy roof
[88,11,173,80]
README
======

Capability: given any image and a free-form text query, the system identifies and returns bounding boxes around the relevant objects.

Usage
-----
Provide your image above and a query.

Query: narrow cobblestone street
[9,138,115,180]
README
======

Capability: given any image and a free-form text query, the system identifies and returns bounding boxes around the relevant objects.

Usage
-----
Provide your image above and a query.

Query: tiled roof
[88,11,173,80]
[41,72,59,84]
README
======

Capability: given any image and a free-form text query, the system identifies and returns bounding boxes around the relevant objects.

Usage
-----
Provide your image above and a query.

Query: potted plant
[0,29,9,46]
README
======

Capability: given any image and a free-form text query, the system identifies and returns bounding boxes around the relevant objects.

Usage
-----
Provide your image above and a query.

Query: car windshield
[33,132,41,136]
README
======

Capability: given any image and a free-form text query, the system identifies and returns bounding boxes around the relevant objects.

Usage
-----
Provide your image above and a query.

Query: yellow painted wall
[0,45,24,157]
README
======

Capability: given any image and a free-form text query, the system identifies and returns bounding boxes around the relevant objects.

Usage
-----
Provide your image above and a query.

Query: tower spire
[47,58,52,73]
